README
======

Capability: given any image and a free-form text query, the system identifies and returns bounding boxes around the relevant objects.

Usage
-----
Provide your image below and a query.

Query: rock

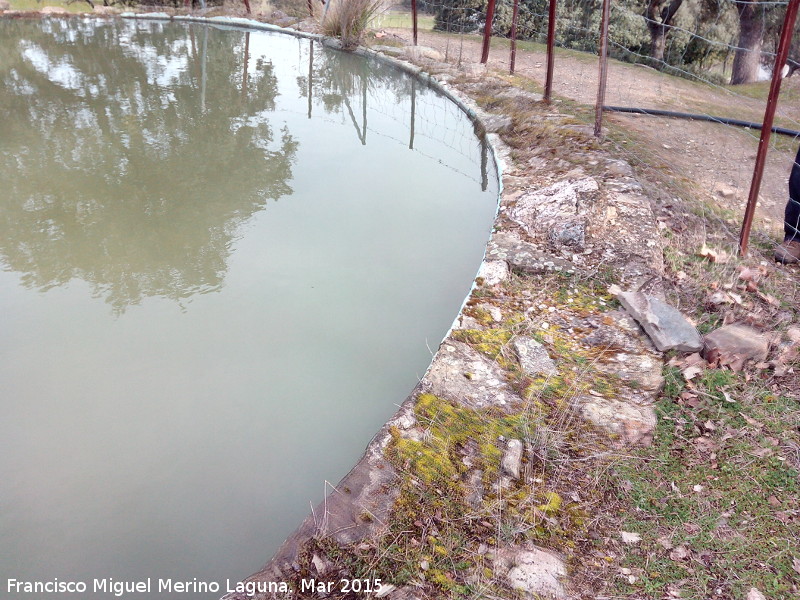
[548,221,584,247]
[461,63,487,77]
[713,183,738,199]
[617,291,702,352]
[501,439,523,479]
[703,324,770,371]
[455,314,483,330]
[487,232,576,275]
[373,44,405,57]
[494,545,567,599]
[482,114,513,134]
[40,6,69,13]
[464,469,484,509]
[0,0,10,10]
[746,588,766,600]
[575,394,656,446]
[424,341,516,410]
[509,178,599,246]
[93,5,118,14]
[605,159,635,178]
[404,45,444,62]
[513,337,557,377]
[478,303,502,322]
[785,326,800,344]
[477,260,509,286]
[382,586,422,600]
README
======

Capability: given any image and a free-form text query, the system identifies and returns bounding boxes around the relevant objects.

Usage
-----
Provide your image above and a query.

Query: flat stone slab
[404,45,444,62]
[487,232,576,275]
[581,312,664,392]
[424,341,516,410]
[575,394,657,446]
[494,545,567,599]
[513,336,557,377]
[617,291,702,352]
[703,324,770,371]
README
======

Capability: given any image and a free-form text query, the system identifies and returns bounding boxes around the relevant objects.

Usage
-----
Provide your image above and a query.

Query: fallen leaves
[698,244,729,263]
[620,531,641,544]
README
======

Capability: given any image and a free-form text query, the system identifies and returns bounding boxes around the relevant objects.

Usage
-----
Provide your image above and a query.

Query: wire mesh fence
[365,0,800,261]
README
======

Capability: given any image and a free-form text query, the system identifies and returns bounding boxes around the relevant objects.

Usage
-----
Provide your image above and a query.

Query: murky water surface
[0,18,497,597]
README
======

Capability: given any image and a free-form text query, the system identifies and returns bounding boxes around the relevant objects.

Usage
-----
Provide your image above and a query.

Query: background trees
[429,0,796,84]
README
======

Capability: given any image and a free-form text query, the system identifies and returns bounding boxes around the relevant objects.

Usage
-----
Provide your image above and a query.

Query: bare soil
[382,28,800,242]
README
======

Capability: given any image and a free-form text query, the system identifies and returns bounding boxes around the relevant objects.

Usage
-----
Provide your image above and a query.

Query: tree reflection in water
[0,19,298,313]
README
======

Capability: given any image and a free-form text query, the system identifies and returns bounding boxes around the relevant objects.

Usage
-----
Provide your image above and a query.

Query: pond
[0,17,498,598]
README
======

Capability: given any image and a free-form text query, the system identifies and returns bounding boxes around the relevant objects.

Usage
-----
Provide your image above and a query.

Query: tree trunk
[649,23,667,62]
[645,0,683,64]
[731,0,765,85]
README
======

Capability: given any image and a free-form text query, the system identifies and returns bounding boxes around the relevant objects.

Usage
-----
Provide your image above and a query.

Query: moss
[451,327,512,361]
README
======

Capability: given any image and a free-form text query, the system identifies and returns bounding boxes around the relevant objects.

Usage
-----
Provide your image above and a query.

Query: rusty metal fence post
[739,0,800,256]
[594,0,611,136]
[510,0,519,73]
[411,0,418,46]
[481,0,497,64]
[544,0,557,103]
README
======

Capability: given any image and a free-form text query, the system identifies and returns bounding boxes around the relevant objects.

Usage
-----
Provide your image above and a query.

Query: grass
[373,10,434,31]
[7,0,88,12]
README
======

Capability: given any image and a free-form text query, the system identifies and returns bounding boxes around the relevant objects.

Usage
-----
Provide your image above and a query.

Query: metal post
[308,41,314,119]
[510,0,519,73]
[242,32,250,99]
[739,0,800,256]
[409,78,416,149]
[411,0,418,46]
[593,0,611,137]
[544,0,557,103]
[480,0,497,64]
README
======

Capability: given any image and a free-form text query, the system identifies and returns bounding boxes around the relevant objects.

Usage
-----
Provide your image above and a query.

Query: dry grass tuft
[320,0,384,49]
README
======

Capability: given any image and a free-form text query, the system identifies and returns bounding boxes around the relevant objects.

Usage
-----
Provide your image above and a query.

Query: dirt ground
[383,28,799,243]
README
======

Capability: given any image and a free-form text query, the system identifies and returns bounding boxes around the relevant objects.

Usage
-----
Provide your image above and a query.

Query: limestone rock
[746,588,767,600]
[617,291,702,352]
[786,326,800,344]
[424,341,516,410]
[513,337,557,377]
[581,314,664,391]
[477,260,509,286]
[501,439,523,479]
[404,45,444,62]
[0,0,10,10]
[461,63,487,77]
[40,6,69,13]
[93,5,119,14]
[575,394,656,446]
[605,159,635,178]
[487,232,576,275]
[713,183,738,199]
[494,545,567,599]
[482,114,513,134]
[509,178,599,246]
[703,324,770,371]
[373,44,405,57]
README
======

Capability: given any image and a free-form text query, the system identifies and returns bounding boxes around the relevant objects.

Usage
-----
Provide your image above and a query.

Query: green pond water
[0,18,498,598]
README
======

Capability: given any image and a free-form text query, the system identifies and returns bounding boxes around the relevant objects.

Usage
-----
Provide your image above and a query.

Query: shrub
[321,0,384,49]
